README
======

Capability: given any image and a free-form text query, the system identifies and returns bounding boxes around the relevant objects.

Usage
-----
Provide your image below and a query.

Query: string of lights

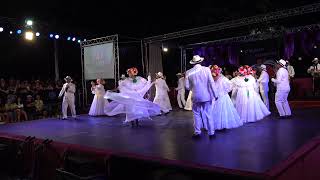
[0,17,86,43]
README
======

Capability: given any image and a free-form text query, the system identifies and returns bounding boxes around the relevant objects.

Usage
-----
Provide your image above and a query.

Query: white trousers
[275,90,291,117]
[62,95,76,118]
[260,86,269,110]
[177,90,186,108]
[184,91,193,111]
[192,101,214,135]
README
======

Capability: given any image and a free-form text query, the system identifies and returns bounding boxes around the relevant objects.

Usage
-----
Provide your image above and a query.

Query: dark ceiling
[0,0,318,39]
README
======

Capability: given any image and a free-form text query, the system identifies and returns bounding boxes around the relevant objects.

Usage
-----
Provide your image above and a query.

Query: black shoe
[277,116,286,119]
[209,134,216,139]
[192,134,201,138]
[285,115,293,119]
[131,121,135,127]
[135,120,140,127]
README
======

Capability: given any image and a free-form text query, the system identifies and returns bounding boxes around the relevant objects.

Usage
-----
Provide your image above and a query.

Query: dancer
[104,67,160,127]
[153,72,172,114]
[184,91,193,111]
[185,55,217,138]
[230,71,240,106]
[234,66,270,123]
[257,64,270,109]
[271,59,292,118]
[89,78,107,116]
[286,61,295,79]
[58,76,76,119]
[210,65,242,130]
[175,73,186,109]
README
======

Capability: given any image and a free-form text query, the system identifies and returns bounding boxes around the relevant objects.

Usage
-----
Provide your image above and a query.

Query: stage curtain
[146,43,163,100]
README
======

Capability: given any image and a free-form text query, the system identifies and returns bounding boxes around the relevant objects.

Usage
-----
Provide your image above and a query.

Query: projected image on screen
[84,43,114,80]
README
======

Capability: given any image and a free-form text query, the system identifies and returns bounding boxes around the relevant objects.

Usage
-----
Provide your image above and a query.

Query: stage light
[72,37,76,41]
[26,20,33,26]
[25,31,34,40]
[9,31,13,34]
[0,27,3,32]
[17,29,22,34]
[67,37,71,41]
[55,35,59,39]
[35,32,40,37]
[163,47,168,52]
[84,39,87,41]
[77,40,81,43]
[314,45,318,49]
[49,34,54,38]
[240,50,243,53]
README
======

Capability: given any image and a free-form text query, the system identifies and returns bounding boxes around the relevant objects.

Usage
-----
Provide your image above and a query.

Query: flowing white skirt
[104,91,161,122]
[89,94,108,116]
[235,88,270,123]
[153,92,172,113]
[212,94,243,130]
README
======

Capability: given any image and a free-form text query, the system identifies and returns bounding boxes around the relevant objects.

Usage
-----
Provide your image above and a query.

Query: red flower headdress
[210,65,222,77]
[238,65,254,76]
[126,67,138,76]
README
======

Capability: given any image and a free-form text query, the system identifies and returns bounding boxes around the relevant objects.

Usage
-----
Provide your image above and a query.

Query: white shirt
[175,77,185,92]
[287,65,295,78]
[258,70,269,91]
[271,67,290,91]
[59,83,76,97]
[307,63,320,76]
[185,64,216,103]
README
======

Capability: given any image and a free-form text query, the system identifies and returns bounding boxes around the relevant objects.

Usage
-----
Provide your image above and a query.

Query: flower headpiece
[238,65,254,76]
[126,67,138,76]
[210,65,222,77]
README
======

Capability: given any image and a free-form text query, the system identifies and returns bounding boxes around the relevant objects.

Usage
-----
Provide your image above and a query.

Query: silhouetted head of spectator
[36,95,41,100]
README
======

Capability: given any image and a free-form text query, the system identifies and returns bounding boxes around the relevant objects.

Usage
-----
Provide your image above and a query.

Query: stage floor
[0,108,319,174]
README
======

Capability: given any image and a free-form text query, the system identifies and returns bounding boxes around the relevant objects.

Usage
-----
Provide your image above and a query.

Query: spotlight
[314,45,318,49]
[9,31,13,34]
[25,31,34,40]
[26,20,33,26]
[77,40,81,43]
[67,37,71,41]
[35,32,40,37]
[162,47,168,52]
[55,35,59,39]
[49,34,54,38]
[17,29,22,34]
[240,50,243,53]
[84,39,87,41]
[72,37,76,41]
[0,27,3,32]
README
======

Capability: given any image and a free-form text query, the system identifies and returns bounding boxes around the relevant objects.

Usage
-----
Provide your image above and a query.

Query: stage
[0,108,320,179]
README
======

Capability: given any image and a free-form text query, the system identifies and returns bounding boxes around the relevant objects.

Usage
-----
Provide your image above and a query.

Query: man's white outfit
[258,70,270,109]
[272,62,291,117]
[287,65,295,78]
[185,64,216,136]
[59,82,76,119]
[175,77,186,108]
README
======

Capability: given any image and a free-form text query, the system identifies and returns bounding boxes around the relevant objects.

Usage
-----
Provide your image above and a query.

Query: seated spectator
[34,94,47,119]
[45,83,59,117]
[5,97,17,123]
[0,98,10,123]
[24,95,35,120]
[16,97,28,121]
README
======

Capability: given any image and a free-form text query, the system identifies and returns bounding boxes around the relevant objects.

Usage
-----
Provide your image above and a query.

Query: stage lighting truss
[144,2,320,43]
[183,23,320,48]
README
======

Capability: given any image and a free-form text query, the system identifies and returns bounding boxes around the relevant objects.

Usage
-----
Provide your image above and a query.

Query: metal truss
[80,34,119,106]
[144,3,320,43]
[184,23,320,48]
